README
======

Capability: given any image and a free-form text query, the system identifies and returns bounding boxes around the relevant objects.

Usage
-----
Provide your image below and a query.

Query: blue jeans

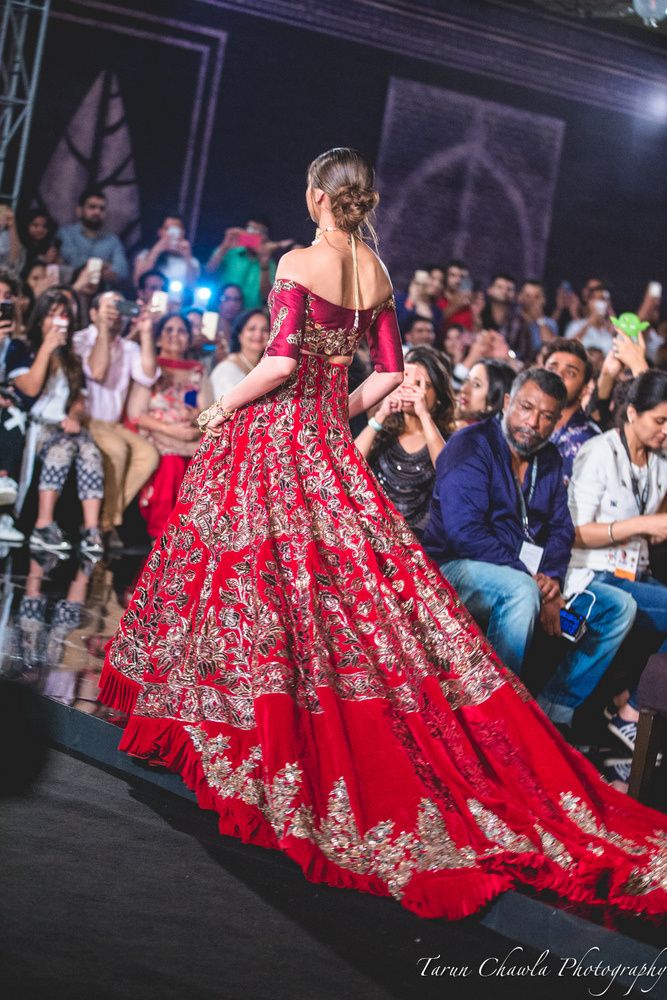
[440,560,637,725]
[440,560,541,673]
[591,572,667,655]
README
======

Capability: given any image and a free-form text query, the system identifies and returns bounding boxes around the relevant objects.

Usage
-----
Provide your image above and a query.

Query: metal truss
[0,0,50,206]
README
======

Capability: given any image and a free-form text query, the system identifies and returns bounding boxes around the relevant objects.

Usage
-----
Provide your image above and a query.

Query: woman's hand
[611,329,648,377]
[61,416,81,435]
[641,513,667,543]
[399,378,429,420]
[374,386,404,424]
[40,318,67,355]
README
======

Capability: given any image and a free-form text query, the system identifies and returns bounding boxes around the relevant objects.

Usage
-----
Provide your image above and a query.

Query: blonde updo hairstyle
[307,147,379,243]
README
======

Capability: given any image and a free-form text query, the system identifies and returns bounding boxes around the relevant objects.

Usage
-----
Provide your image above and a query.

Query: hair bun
[330,182,379,233]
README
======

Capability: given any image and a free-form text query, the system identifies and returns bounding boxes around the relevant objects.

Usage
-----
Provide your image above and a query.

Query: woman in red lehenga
[100,149,667,922]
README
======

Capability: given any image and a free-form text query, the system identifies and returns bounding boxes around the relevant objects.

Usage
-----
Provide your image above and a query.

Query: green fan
[609,312,649,341]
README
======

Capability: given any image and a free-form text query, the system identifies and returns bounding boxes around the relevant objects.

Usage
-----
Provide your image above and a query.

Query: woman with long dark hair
[20,288,104,555]
[455,358,515,429]
[126,312,213,538]
[99,149,667,921]
[568,370,667,783]
[354,345,454,536]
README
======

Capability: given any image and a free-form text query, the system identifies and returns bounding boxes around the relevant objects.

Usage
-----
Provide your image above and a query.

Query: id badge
[519,540,544,575]
[614,541,641,581]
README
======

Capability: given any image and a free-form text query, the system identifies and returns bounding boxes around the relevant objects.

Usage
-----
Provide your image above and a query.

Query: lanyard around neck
[619,427,650,515]
[513,458,538,541]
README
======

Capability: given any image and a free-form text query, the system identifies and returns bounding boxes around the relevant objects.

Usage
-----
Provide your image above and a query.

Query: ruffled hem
[98,664,667,924]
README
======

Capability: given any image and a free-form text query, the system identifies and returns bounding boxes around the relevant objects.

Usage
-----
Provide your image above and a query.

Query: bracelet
[368,416,384,433]
[197,400,235,431]
[608,521,617,544]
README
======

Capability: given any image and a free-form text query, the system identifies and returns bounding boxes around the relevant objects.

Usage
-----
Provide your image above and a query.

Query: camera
[117,300,141,319]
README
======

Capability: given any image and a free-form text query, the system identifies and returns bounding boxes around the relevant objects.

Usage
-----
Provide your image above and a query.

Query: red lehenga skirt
[100,355,667,922]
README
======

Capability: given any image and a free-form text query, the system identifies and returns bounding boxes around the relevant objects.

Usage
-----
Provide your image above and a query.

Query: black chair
[628,653,667,803]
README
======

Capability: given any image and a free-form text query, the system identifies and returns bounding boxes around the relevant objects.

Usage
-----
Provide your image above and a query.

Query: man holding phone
[57,188,129,283]
[133,214,200,289]
[72,292,160,541]
[205,217,293,309]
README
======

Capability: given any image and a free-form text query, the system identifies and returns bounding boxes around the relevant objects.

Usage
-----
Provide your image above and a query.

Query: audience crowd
[1,188,666,794]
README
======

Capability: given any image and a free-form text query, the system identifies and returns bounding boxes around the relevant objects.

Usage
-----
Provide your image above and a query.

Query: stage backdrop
[20,0,667,306]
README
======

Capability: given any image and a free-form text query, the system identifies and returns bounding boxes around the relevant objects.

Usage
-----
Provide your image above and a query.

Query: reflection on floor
[0,544,147,723]
[1,540,664,814]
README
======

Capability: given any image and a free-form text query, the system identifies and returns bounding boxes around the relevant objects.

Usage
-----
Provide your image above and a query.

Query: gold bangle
[197,400,235,431]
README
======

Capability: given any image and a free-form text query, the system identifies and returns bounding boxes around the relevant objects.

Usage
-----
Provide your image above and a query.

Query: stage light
[194,286,213,303]
[169,280,184,295]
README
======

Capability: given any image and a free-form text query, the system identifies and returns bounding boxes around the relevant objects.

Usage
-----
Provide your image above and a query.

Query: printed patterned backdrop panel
[376,78,566,288]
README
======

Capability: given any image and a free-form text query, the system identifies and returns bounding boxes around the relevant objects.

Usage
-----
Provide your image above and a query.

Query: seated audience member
[394,269,443,337]
[423,369,636,726]
[402,315,436,354]
[214,283,244,359]
[565,283,615,355]
[136,269,168,308]
[354,346,454,537]
[206,218,292,309]
[0,204,23,272]
[451,327,516,390]
[134,214,200,289]
[551,280,581,337]
[0,271,37,542]
[24,259,59,302]
[588,327,649,431]
[72,292,160,540]
[183,306,205,356]
[126,312,212,538]
[57,188,129,284]
[442,323,466,374]
[210,308,269,400]
[510,280,558,362]
[455,359,515,429]
[542,338,599,484]
[568,369,667,680]
[480,273,517,341]
[19,209,59,271]
[20,290,104,556]
[437,259,474,332]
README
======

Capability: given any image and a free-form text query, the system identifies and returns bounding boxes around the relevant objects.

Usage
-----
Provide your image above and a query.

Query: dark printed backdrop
[19,0,667,306]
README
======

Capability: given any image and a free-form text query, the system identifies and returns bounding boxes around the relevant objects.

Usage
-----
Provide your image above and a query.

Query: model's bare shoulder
[275,247,314,283]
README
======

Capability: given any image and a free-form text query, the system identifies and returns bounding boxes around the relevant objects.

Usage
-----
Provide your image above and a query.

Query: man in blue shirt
[57,188,129,283]
[423,369,636,726]
[543,338,599,486]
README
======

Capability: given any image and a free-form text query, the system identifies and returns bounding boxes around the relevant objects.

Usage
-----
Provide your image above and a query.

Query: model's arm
[350,297,405,418]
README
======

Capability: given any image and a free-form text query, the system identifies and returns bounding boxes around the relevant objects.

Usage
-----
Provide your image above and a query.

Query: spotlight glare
[169,280,184,294]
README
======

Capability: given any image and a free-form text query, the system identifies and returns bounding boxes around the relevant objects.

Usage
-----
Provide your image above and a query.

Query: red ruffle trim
[98,664,667,923]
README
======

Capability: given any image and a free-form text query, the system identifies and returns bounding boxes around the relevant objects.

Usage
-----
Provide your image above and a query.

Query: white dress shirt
[72,324,160,423]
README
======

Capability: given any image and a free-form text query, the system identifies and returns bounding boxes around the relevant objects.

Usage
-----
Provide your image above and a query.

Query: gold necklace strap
[350,232,360,332]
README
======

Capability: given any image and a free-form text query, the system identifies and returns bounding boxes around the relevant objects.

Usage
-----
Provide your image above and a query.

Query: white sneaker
[0,513,24,543]
[0,476,18,506]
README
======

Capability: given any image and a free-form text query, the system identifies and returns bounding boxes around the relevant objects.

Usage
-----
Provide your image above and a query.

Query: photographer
[72,292,159,541]
[565,283,615,356]
[134,214,200,289]
[205,217,293,308]
[354,345,453,537]
[18,289,104,557]
[394,268,443,337]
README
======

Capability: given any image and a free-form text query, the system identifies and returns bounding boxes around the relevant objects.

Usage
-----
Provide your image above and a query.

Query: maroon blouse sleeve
[367,296,405,374]
[265,279,307,361]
